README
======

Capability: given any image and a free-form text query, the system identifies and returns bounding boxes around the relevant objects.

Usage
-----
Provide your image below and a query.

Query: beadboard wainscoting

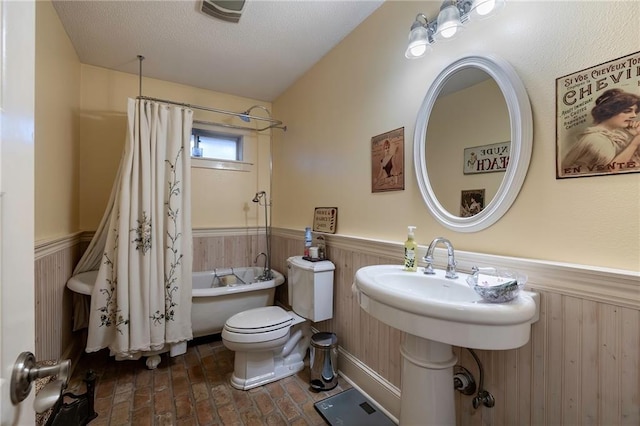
[270,228,639,426]
[33,228,268,361]
[192,227,267,272]
[34,233,83,361]
[34,227,639,425]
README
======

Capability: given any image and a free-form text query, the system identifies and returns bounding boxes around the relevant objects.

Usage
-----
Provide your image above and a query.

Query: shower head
[252,191,266,203]
[239,105,272,122]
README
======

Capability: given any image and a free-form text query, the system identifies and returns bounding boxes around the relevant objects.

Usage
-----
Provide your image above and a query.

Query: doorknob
[10,351,71,413]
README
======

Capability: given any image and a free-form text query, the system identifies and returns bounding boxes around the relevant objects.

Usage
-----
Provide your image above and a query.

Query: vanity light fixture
[436,0,464,39]
[404,0,505,59]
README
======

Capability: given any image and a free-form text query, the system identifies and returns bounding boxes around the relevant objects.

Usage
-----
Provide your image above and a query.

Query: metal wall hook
[10,351,71,412]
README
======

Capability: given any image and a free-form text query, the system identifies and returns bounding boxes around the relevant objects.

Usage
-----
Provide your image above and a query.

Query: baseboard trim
[337,347,401,423]
[308,325,400,422]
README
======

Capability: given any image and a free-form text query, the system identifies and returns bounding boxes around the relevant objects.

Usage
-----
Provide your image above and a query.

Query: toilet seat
[225,306,292,333]
[222,306,293,344]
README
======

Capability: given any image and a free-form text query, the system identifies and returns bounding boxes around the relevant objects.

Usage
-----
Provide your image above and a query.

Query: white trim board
[337,347,401,423]
[309,325,401,423]
[35,228,640,309]
[273,228,639,310]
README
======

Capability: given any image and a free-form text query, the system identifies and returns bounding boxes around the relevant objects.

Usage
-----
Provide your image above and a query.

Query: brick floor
[65,336,349,425]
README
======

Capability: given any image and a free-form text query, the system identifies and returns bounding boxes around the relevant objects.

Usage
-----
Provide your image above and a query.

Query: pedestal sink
[353,265,539,425]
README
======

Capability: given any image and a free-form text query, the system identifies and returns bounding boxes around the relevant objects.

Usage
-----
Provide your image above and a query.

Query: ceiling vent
[200,0,246,23]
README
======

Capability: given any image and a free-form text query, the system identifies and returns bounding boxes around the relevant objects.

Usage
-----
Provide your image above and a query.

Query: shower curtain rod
[136,95,287,132]
[135,55,286,132]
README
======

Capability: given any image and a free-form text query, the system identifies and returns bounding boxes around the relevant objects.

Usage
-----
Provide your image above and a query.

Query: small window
[191,128,242,161]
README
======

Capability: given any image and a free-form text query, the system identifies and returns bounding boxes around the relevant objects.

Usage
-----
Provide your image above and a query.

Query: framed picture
[463,142,510,174]
[460,189,485,217]
[556,50,640,178]
[371,127,404,192]
[312,207,338,234]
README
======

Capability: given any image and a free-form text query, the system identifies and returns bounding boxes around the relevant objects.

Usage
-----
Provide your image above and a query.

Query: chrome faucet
[423,237,458,279]
[254,252,273,281]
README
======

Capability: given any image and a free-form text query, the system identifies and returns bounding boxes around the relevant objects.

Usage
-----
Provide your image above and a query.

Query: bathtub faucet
[255,252,273,281]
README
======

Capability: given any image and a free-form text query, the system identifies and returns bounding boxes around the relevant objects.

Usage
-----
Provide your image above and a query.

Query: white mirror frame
[414,54,533,232]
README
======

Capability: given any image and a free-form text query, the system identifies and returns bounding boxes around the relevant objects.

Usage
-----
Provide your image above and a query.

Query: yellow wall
[34,0,81,242]
[35,0,274,242]
[36,0,640,271]
[78,65,273,231]
[272,1,640,271]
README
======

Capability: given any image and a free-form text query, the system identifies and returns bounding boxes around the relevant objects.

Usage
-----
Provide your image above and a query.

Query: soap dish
[466,267,526,303]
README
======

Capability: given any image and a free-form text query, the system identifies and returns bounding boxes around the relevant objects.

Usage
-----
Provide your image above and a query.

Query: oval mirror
[414,54,532,232]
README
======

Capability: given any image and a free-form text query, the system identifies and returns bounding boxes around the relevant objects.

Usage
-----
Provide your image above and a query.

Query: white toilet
[221,256,335,390]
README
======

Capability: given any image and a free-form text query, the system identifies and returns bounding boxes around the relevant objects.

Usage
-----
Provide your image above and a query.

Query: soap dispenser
[403,226,417,272]
[304,227,312,258]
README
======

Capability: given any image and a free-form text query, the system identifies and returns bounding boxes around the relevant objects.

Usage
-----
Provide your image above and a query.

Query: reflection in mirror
[425,69,510,216]
[414,55,533,232]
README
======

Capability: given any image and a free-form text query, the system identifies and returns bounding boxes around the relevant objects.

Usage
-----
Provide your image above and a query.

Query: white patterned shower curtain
[73,98,194,359]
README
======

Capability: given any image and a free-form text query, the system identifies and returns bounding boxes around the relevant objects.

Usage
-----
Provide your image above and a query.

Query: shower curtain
[73,98,194,359]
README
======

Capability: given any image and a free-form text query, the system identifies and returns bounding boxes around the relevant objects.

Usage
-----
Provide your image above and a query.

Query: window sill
[190,157,253,172]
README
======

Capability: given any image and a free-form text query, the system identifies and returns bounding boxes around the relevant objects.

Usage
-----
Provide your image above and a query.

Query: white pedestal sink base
[354,265,539,425]
[399,335,457,426]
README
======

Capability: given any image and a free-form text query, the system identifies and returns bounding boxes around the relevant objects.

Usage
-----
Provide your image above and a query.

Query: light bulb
[476,0,496,15]
[439,25,458,39]
[470,0,505,20]
[436,2,463,40]
[409,44,427,57]
[405,24,431,59]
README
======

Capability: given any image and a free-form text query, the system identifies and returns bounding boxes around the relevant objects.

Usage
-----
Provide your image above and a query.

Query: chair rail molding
[273,228,639,309]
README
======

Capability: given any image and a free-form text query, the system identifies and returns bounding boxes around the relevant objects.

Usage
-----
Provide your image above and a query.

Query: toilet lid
[224,306,293,334]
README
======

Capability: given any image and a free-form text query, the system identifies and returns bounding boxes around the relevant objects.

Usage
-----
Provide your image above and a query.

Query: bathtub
[66,266,285,367]
[191,267,285,338]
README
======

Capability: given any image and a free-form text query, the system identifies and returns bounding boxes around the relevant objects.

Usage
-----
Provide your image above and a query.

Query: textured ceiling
[52,0,384,102]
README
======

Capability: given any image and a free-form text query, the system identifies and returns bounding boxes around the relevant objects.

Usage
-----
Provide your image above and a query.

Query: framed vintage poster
[371,127,404,192]
[556,51,640,178]
[460,189,485,217]
[463,142,510,174]
[312,207,337,234]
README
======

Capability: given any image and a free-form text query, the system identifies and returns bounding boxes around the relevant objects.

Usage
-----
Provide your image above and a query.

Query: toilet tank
[287,256,335,322]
